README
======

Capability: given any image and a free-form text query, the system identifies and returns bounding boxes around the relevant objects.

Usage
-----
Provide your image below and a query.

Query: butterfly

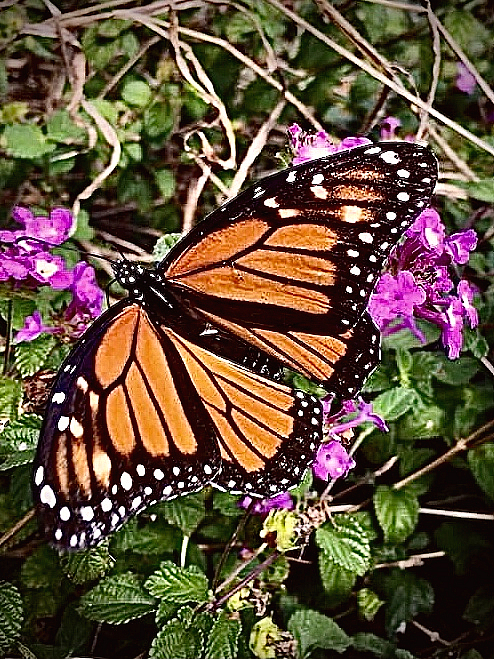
[32,141,437,549]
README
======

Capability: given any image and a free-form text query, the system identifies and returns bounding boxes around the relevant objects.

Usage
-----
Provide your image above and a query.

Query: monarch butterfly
[33,141,437,549]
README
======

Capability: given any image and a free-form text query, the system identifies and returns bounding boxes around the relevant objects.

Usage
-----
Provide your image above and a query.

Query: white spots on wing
[346,285,353,293]
[350,265,361,276]
[253,186,265,198]
[422,177,431,183]
[278,208,301,218]
[162,485,173,497]
[397,191,410,201]
[342,206,363,223]
[312,173,324,185]
[204,464,213,475]
[144,486,153,496]
[364,146,381,155]
[34,466,44,486]
[80,506,94,521]
[57,416,70,432]
[121,472,132,491]
[386,211,397,221]
[52,392,65,404]
[369,255,377,263]
[136,464,146,477]
[358,232,373,244]
[286,170,297,183]
[55,529,63,541]
[381,242,389,250]
[40,484,56,508]
[132,496,142,509]
[397,169,410,178]
[173,466,180,476]
[59,506,70,521]
[264,197,279,208]
[380,150,400,164]
[154,468,164,480]
[347,249,359,258]
[70,534,78,548]
[101,498,112,512]
[367,274,374,282]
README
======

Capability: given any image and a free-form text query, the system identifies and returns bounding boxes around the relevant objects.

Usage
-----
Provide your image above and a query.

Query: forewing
[162,142,437,337]
[33,301,221,549]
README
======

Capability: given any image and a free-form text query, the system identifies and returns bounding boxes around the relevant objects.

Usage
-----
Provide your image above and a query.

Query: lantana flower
[1,205,104,342]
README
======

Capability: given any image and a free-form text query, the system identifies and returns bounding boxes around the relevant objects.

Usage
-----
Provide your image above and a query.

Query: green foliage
[1,2,494,658]
[0,581,23,655]
[78,572,157,624]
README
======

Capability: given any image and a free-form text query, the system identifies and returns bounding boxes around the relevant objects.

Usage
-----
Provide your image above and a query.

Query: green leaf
[149,606,205,659]
[351,633,393,656]
[144,560,209,605]
[162,491,206,535]
[21,545,61,589]
[14,333,57,377]
[288,610,350,658]
[372,386,421,422]
[152,233,183,262]
[0,581,24,655]
[155,168,176,201]
[433,355,479,385]
[318,553,356,606]
[463,586,494,631]
[374,485,419,544]
[357,588,384,621]
[0,377,23,422]
[111,516,180,554]
[435,521,492,576]
[204,612,241,659]
[78,571,156,624]
[315,516,371,576]
[121,79,152,107]
[381,319,440,350]
[46,109,86,143]
[3,124,56,158]
[0,414,40,470]
[143,101,176,138]
[60,542,112,584]
[381,570,434,636]
[468,443,494,500]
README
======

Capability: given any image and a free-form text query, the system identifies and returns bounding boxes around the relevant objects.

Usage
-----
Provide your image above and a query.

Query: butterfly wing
[33,300,322,548]
[161,142,437,387]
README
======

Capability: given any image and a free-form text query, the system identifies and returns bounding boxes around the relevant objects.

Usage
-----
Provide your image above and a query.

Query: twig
[416,1,441,141]
[419,508,494,521]
[374,550,446,569]
[0,508,36,550]
[182,162,212,234]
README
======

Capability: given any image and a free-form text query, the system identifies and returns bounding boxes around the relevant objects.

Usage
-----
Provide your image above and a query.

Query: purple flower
[65,262,104,330]
[238,492,294,515]
[288,124,371,164]
[456,62,476,95]
[445,229,477,265]
[380,116,401,141]
[2,206,74,246]
[313,441,356,481]
[14,311,59,343]
[368,208,479,359]
[29,252,73,288]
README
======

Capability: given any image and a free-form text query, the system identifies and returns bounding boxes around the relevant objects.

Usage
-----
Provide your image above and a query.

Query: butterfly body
[33,141,437,549]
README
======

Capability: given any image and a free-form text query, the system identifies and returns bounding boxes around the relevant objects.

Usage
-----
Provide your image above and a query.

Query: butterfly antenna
[13,236,116,265]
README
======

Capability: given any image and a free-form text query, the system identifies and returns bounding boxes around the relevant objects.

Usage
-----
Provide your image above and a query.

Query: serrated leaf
[381,570,434,636]
[374,485,419,544]
[315,516,371,576]
[0,377,23,422]
[46,109,86,143]
[205,612,241,659]
[152,233,183,262]
[144,101,175,138]
[111,516,179,554]
[78,571,156,624]
[0,414,40,470]
[357,588,384,621]
[372,386,420,422]
[0,581,24,655]
[14,334,57,377]
[21,545,61,589]
[288,610,350,658]
[3,124,56,158]
[351,633,392,655]
[162,492,206,535]
[468,443,494,500]
[150,606,204,659]
[144,560,209,604]
[318,553,356,606]
[60,542,112,584]
[463,586,494,631]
